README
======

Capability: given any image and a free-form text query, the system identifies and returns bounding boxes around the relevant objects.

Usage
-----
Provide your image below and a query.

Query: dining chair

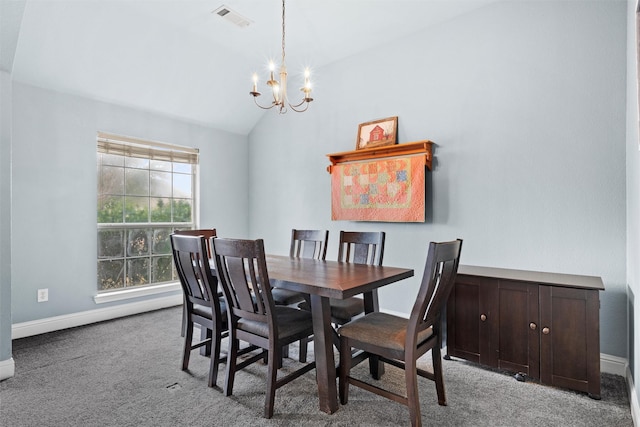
[271,229,329,306]
[338,239,463,427]
[211,237,316,419]
[170,233,226,388]
[174,228,217,339]
[331,230,385,324]
[298,230,385,350]
[272,228,328,362]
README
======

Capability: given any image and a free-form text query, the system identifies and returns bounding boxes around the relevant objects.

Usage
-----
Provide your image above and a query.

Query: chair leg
[339,336,351,404]
[264,344,279,419]
[224,336,239,396]
[279,346,286,369]
[208,327,222,388]
[331,327,340,349]
[201,326,212,356]
[432,345,447,406]
[405,357,422,427]
[182,321,193,371]
[299,337,308,363]
[181,300,187,337]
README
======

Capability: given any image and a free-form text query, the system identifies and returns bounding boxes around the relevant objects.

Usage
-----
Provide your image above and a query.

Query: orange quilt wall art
[331,155,425,222]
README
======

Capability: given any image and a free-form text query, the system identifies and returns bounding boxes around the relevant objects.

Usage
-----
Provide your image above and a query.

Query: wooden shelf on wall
[326,140,433,173]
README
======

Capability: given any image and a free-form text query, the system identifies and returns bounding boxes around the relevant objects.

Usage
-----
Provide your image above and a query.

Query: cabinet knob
[542,327,550,335]
[480,314,487,322]
[529,322,537,330]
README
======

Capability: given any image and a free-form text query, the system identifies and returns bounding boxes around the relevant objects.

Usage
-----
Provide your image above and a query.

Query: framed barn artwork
[356,116,398,150]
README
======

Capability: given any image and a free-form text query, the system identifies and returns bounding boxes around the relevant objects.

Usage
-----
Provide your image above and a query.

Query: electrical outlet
[37,288,48,302]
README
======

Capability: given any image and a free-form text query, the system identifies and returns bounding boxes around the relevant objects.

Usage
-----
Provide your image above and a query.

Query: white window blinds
[97,131,199,164]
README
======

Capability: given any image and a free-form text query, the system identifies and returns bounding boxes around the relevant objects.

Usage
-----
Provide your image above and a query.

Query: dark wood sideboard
[446,265,604,399]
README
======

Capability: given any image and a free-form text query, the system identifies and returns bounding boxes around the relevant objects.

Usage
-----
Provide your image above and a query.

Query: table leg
[310,294,339,414]
[363,290,385,379]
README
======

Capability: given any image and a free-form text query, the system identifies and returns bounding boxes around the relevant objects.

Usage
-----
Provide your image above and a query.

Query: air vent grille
[212,5,252,28]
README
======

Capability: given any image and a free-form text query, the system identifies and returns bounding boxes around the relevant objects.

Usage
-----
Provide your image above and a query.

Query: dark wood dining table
[265,254,414,414]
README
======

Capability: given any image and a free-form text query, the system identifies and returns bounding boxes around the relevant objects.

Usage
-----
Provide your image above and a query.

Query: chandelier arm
[253,97,277,110]
[288,101,310,113]
[288,98,308,109]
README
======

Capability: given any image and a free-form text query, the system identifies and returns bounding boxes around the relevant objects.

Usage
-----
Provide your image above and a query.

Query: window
[96,132,199,292]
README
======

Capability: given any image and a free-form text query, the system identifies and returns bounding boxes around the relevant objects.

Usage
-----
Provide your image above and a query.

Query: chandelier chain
[281,0,286,65]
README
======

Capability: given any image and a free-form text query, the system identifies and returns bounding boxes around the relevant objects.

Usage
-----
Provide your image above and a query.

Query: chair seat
[271,285,307,306]
[327,298,364,323]
[238,306,313,341]
[193,299,227,322]
[338,312,433,352]
[298,297,364,324]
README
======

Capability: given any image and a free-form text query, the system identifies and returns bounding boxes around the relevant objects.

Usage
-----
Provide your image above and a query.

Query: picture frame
[356,116,398,150]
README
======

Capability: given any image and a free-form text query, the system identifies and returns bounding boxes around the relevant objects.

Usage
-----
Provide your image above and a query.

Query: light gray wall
[0,0,25,377]
[10,82,249,324]
[3,0,630,367]
[248,0,628,357]
[626,0,639,401]
[0,70,12,366]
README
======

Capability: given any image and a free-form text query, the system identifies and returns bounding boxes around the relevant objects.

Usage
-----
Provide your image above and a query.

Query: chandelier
[250,0,313,113]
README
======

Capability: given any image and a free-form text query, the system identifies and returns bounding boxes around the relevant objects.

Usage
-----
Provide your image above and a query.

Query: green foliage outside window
[98,197,192,224]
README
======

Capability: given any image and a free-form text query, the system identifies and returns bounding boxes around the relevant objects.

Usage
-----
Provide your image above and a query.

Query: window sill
[94,282,182,304]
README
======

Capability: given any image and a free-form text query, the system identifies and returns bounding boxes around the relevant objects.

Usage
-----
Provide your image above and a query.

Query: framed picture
[356,116,398,150]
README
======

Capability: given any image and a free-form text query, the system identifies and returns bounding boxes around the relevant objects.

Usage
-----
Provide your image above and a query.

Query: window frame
[95,132,199,303]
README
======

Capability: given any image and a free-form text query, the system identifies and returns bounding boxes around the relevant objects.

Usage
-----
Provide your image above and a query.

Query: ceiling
[5,0,500,135]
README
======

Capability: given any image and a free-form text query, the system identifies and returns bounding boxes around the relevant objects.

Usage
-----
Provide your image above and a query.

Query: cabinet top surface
[457,265,605,291]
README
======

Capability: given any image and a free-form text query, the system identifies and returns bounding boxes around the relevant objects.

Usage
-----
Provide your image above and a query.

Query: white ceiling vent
[212,5,252,28]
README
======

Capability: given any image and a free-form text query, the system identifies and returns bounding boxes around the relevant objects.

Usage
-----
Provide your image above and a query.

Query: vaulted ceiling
[3,0,500,135]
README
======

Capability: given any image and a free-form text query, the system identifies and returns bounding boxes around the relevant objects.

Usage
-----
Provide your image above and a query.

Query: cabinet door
[447,275,496,366]
[539,286,601,397]
[495,280,539,379]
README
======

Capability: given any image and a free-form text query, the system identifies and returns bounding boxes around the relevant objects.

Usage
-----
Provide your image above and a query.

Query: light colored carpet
[0,306,633,426]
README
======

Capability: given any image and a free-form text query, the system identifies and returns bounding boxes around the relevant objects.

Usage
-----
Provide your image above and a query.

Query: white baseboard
[0,357,15,381]
[12,294,182,339]
[601,353,628,376]
[627,365,638,427]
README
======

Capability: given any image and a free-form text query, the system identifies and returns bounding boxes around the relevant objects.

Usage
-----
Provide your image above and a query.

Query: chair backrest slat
[290,229,328,260]
[338,231,385,266]
[407,239,463,344]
